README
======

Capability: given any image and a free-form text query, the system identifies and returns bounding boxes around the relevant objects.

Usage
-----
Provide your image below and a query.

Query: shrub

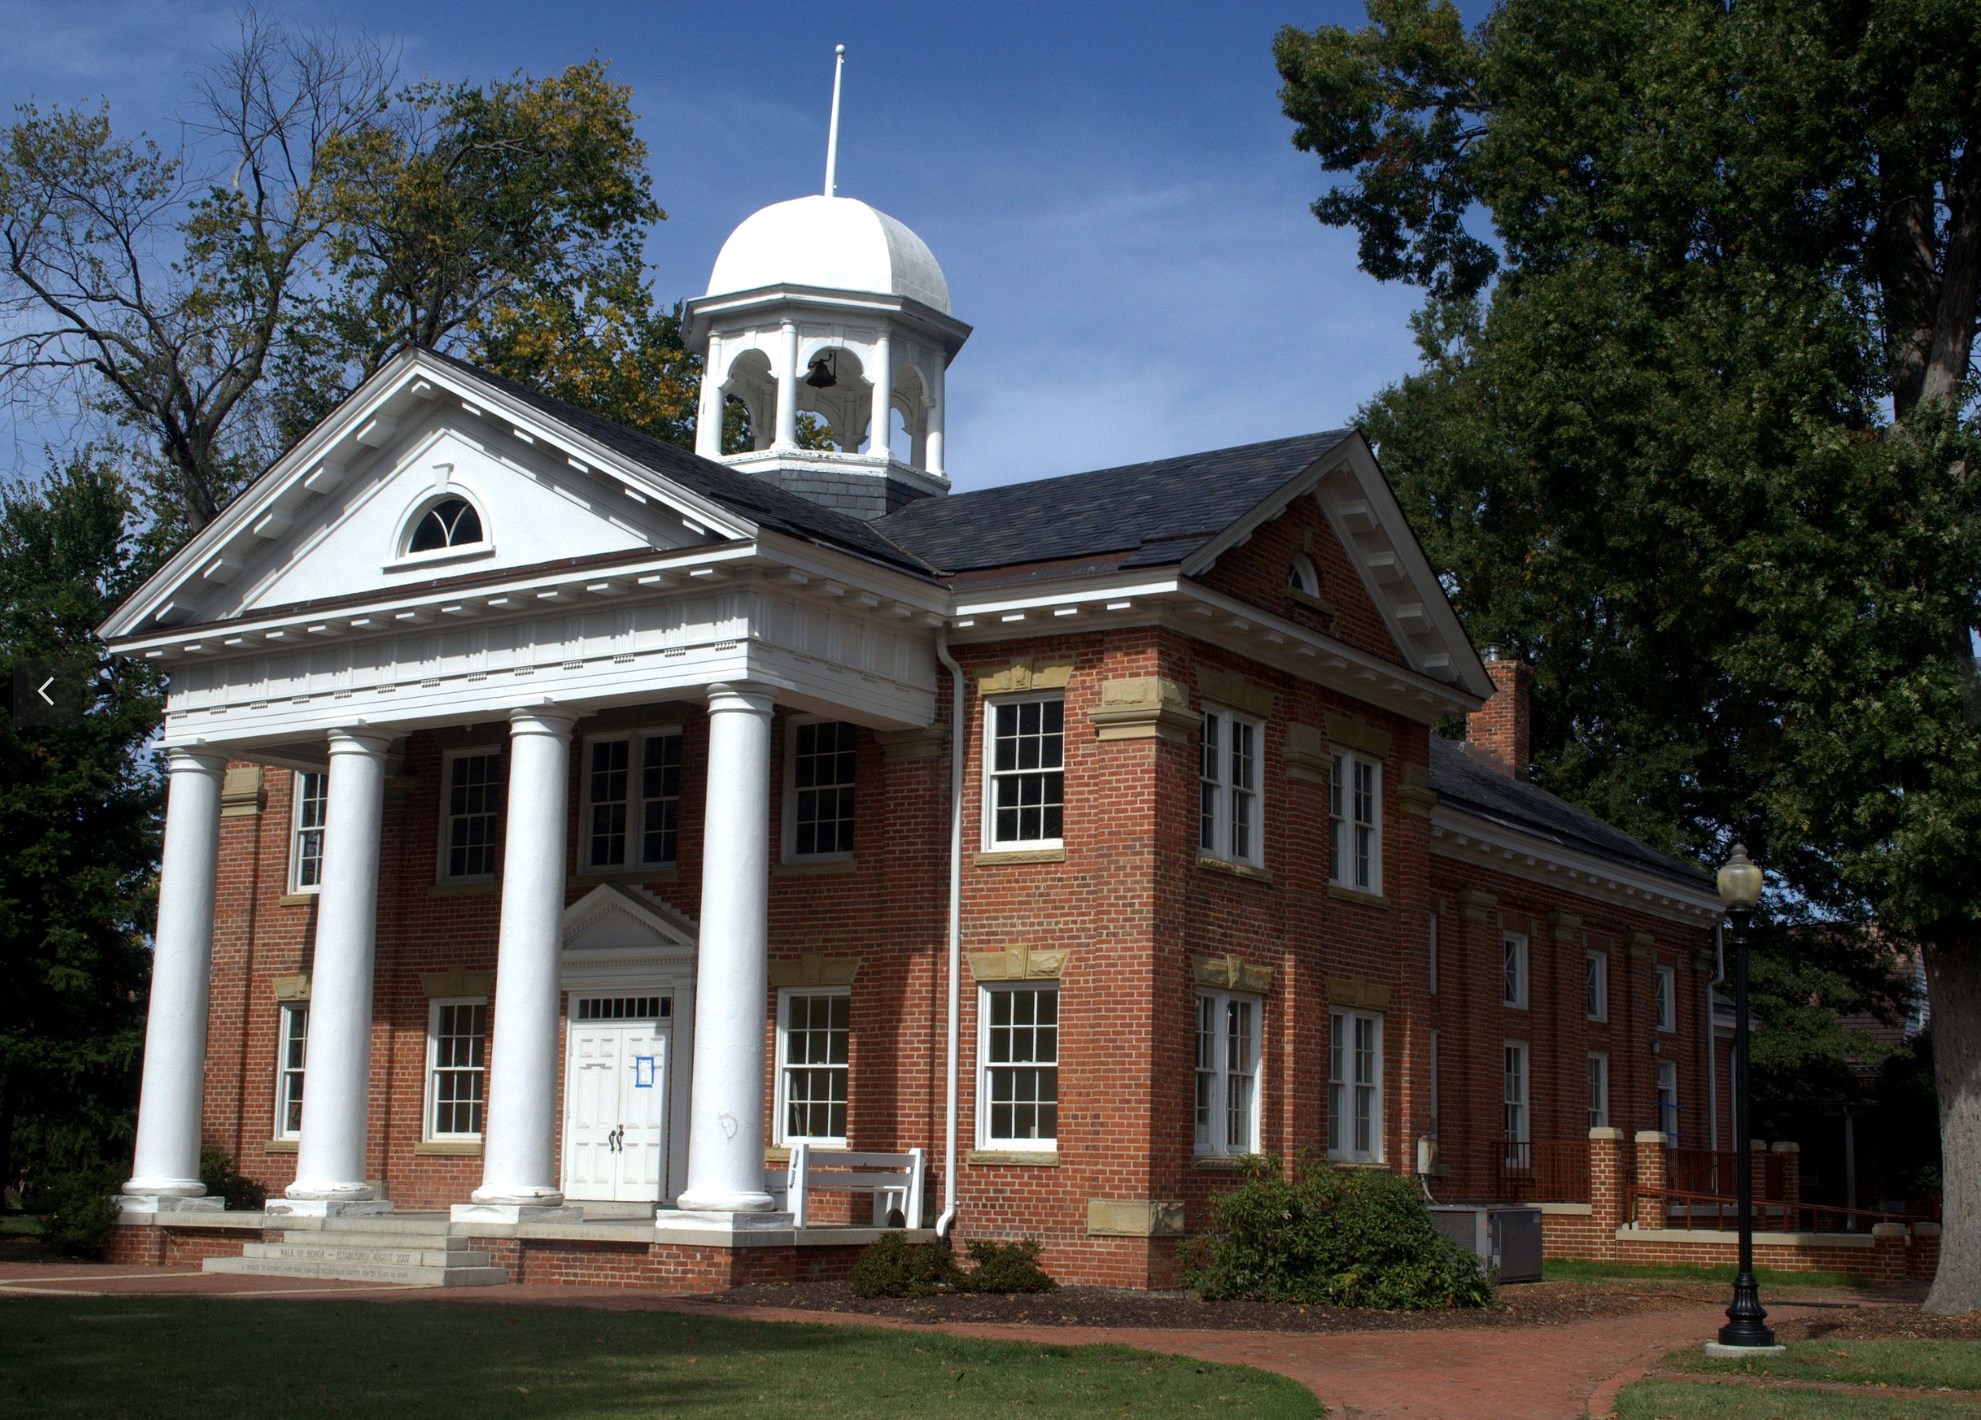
[849,1233,964,1298]
[24,1164,123,1260]
[1184,1153,1494,1310]
[199,1149,267,1210]
[961,1238,1057,1294]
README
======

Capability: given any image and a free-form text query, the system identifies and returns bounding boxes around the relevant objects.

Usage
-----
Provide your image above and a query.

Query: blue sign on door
[633,1056,656,1088]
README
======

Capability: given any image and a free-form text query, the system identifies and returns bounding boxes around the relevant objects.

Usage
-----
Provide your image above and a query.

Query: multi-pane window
[1327,1008,1384,1163]
[984,696,1064,848]
[1198,708,1262,866]
[1328,751,1381,892]
[1586,950,1609,1021]
[1588,1052,1610,1130]
[979,984,1058,1147]
[582,730,681,872]
[1655,965,1676,1032]
[1656,1061,1679,1141]
[1503,931,1530,1008]
[1194,992,1260,1156]
[290,771,327,893]
[426,1000,488,1139]
[777,990,850,1145]
[274,1002,308,1139]
[440,749,501,881]
[1503,1040,1530,1161]
[788,720,857,859]
[406,496,484,553]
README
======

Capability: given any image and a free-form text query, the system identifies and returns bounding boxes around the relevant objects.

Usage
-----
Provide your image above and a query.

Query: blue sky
[1,0,1481,492]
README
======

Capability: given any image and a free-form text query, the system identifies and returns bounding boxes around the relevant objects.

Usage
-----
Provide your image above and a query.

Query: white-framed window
[1503,931,1530,1009]
[1328,750,1381,892]
[1655,965,1676,1032]
[425,998,488,1140]
[1586,950,1609,1022]
[1656,1060,1679,1142]
[983,695,1064,849]
[1428,912,1440,995]
[785,718,857,860]
[405,495,484,554]
[1198,707,1263,866]
[439,748,502,882]
[776,989,850,1146]
[274,1001,309,1140]
[1588,1052,1610,1130]
[978,983,1058,1148]
[580,729,682,872]
[289,770,327,894]
[1327,1008,1384,1162]
[1194,991,1261,1155]
[1503,1040,1530,1161]
[1288,553,1320,597]
[1428,1027,1441,1140]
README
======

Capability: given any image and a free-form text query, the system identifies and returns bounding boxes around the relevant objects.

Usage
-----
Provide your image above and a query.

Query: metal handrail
[1628,1184,1921,1234]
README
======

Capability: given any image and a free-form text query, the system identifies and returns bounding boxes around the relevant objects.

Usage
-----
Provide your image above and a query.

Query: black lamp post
[1715,844,1778,1350]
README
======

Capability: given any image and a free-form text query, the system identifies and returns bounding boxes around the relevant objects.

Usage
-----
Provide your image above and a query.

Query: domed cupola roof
[704,194,951,315]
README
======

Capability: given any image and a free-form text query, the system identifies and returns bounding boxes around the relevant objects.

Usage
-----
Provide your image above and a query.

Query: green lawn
[0,1213,43,1237]
[1612,1337,1981,1419]
[1677,1338,1981,1391]
[1613,1380,1981,1419]
[1543,1257,1865,1290]
[0,1296,1321,1419]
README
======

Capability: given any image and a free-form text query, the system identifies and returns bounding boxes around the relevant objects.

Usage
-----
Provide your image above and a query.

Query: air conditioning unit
[1429,1204,1544,1284]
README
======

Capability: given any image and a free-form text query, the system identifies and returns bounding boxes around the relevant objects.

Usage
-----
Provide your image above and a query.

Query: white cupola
[683,48,970,520]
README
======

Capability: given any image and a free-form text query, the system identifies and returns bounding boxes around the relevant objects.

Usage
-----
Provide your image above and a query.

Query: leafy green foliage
[1185,1156,1493,1309]
[849,1233,964,1298]
[960,1238,1058,1294]
[198,1150,266,1211]
[22,1161,122,1258]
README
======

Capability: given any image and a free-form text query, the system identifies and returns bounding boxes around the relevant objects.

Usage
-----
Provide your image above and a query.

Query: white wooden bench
[785,1145,925,1229]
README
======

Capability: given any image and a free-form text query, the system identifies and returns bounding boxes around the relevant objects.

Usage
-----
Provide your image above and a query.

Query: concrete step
[278,1229,467,1251]
[202,1255,508,1287]
[246,1242,492,1268]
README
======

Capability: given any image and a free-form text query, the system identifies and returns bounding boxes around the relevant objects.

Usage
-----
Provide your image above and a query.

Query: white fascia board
[1178,432,1493,704]
[100,349,759,641]
[1430,805,1722,922]
[106,540,762,659]
[752,529,949,618]
[684,285,971,356]
[949,572,1187,622]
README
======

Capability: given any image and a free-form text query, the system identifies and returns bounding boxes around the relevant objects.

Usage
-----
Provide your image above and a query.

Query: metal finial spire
[824,45,846,197]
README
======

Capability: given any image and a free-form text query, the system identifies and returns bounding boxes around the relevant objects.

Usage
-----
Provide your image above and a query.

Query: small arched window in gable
[1288,553,1320,598]
[406,497,484,555]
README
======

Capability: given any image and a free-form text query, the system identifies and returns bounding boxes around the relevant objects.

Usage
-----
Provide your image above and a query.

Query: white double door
[561,1002,671,1203]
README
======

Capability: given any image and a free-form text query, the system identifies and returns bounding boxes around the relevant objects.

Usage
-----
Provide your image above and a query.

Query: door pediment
[562,884,697,965]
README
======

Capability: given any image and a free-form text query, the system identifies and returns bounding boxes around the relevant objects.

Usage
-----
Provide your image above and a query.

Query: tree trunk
[1924,941,1981,1313]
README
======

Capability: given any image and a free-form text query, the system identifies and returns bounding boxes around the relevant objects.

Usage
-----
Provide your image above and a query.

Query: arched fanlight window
[1288,553,1320,597]
[406,497,484,555]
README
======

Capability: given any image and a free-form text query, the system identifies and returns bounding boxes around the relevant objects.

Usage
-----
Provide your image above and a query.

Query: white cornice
[1430,805,1721,923]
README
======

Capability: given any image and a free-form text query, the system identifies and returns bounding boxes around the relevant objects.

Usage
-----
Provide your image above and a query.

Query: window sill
[765,1147,790,1165]
[277,892,318,908]
[414,1140,484,1156]
[264,1139,298,1155]
[1327,885,1388,907]
[773,858,858,877]
[1196,853,1273,885]
[967,1149,1059,1167]
[569,867,679,889]
[972,848,1067,866]
[430,879,498,897]
[1503,1001,1530,1011]
[1326,1157,1390,1170]
[1190,1154,1255,1171]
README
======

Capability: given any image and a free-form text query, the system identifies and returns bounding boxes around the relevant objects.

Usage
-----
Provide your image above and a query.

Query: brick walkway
[0,1261,1877,1419]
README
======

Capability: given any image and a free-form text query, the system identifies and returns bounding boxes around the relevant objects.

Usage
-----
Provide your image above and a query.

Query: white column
[867,331,893,459]
[774,320,800,450]
[677,684,776,1213]
[464,708,576,1218]
[924,372,946,479]
[284,730,391,1210]
[123,749,228,1205]
[695,336,725,459]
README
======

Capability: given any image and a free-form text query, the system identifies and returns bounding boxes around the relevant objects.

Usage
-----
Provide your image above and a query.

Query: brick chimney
[1468,645,1532,778]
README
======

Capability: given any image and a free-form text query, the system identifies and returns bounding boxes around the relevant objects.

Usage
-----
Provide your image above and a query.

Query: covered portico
[104,351,944,1230]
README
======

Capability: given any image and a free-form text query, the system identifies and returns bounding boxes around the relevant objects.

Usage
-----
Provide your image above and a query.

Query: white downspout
[935,627,965,1237]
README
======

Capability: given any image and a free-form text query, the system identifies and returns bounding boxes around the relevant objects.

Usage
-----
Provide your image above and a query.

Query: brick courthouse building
[100,189,1725,1288]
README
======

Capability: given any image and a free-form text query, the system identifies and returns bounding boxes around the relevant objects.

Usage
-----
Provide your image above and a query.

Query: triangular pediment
[102,351,757,640]
[562,883,698,956]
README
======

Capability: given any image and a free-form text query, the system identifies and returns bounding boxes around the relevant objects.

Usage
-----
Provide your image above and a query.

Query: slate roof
[1427,734,1711,891]
[427,353,940,580]
[874,430,1354,573]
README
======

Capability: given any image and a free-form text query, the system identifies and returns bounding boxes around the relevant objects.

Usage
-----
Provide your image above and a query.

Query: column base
[117,1193,224,1215]
[654,1207,796,1235]
[451,1202,583,1224]
[264,1198,395,1218]
[675,1187,776,1214]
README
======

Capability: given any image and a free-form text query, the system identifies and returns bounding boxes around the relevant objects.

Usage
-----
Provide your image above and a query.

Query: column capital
[325,728,393,758]
[164,747,228,778]
[706,682,776,717]
[508,706,578,739]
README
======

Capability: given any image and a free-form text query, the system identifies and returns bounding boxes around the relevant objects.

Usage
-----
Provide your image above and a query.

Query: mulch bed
[708,1278,1720,1332]
[1780,1300,1981,1344]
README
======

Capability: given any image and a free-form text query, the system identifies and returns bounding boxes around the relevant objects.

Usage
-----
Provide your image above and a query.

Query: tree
[0,455,165,1192]
[1277,0,1981,1310]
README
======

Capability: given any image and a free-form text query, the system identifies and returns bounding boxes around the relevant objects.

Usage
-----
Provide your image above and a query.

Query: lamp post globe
[1714,843,1781,1352]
